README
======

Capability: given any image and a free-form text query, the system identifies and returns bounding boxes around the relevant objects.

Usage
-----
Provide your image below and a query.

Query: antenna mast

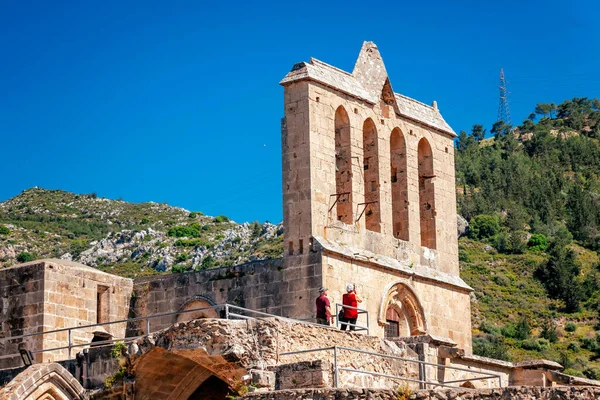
[497,68,512,126]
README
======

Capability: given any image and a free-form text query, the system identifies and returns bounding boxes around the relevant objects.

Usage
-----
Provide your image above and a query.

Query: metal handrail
[334,303,369,333]
[0,303,371,365]
[280,345,502,389]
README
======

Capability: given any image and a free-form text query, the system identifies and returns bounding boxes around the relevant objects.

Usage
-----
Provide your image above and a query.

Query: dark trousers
[317,317,330,326]
[340,316,357,331]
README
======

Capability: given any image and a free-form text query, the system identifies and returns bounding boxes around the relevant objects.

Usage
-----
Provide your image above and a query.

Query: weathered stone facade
[280,41,473,350]
[0,259,132,368]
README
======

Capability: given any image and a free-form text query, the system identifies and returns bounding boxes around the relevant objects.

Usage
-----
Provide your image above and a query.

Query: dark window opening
[385,320,399,338]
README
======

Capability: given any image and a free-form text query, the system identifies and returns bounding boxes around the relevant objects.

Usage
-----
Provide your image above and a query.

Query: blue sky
[1,0,599,223]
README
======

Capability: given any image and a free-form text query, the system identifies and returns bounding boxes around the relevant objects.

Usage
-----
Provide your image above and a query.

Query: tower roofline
[280,42,456,137]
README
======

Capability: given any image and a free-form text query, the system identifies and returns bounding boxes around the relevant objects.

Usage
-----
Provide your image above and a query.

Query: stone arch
[0,363,85,400]
[334,105,353,224]
[176,295,218,323]
[134,347,239,400]
[390,127,409,240]
[418,137,437,249]
[362,118,381,232]
[378,281,427,336]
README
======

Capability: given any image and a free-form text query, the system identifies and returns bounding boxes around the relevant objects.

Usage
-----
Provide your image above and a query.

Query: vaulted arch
[176,295,218,323]
[334,106,353,224]
[378,281,427,337]
[418,138,436,249]
[390,128,408,240]
[362,118,381,232]
[0,363,85,400]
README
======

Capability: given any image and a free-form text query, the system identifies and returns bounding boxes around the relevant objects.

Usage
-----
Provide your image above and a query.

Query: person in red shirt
[340,284,362,331]
[315,287,332,325]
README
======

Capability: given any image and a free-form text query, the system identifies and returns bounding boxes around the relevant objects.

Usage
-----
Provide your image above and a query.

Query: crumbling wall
[130,255,321,334]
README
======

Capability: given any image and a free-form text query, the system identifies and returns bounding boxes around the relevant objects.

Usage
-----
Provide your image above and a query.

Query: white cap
[346,284,354,292]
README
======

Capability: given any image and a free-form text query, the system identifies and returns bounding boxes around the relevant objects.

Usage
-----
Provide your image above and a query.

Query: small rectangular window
[298,239,304,254]
[370,181,377,192]
[385,320,399,338]
[288,241,294,256]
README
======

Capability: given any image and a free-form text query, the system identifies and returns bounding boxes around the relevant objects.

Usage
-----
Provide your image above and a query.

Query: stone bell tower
[280,42,473,352]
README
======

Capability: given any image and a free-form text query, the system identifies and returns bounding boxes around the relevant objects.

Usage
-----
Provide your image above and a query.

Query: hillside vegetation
[456,97,600,377]
[0,189,283,277]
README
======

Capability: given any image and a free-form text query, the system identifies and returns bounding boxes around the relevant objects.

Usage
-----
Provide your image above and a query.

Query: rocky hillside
[0,188,283,277]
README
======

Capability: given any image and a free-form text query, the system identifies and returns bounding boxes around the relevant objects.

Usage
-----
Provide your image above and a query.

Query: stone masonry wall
[242,386,600,400]
[40,260,132,363]
[0,259,132,368]
[296,80,459,276]
[0,263,45,368]
[323,253,472,352]
[130,254,322,334]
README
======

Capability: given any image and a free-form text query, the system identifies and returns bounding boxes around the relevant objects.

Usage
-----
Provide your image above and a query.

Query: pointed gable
[352,41,390,100]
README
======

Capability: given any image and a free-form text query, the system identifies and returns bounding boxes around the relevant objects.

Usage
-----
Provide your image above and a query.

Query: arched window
[335,106,353,224]
[390,128,409,240]
[362,118,381,232]
[418,138,436,249]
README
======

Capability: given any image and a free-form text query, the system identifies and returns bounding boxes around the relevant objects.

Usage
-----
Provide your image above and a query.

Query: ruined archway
[378,281,427,337]
[390,127,408,241]
[418,138,436,249]
[334,105,353,224]
[0,363,85,400]
[362,118,381,232]
[176,295,218,323]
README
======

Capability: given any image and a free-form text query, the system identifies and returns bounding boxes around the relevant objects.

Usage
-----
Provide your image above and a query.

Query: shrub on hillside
[0,225,10,235]
[167,223,202,238]
[494,231,527,254]
[521,338,548,352]
[213,215,230,223]
[16,252,34,263]
[479,321,502,336]
[584,367,600,380]
[568,342,580,352]
[565,322,577,332]
[469,215,501,240]
[189,212,203,218]
[528,234,548,252]
[472,335,510,361]
[541,319,558,343]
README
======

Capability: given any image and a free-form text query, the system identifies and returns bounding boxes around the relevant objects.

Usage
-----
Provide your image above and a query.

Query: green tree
[469,215,501,240]
[535,240,582,312]
[471,124,486,142]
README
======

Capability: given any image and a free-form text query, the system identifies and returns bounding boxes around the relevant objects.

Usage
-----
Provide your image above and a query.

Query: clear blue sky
[1,0,599,223]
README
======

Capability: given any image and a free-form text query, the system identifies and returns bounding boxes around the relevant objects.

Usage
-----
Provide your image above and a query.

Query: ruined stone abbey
[1,42,596,400]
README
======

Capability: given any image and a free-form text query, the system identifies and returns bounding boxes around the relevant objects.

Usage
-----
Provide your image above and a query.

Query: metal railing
[280,345,502,389]
[0,303,370,366]
[334,303,369,333]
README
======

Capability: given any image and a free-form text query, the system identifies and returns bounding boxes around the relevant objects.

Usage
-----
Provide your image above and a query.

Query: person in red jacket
[340,284,362,331]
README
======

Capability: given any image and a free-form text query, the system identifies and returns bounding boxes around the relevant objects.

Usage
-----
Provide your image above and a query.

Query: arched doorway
[378,281,427,338]
[176,296,218,323]
[188,375,230,400]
